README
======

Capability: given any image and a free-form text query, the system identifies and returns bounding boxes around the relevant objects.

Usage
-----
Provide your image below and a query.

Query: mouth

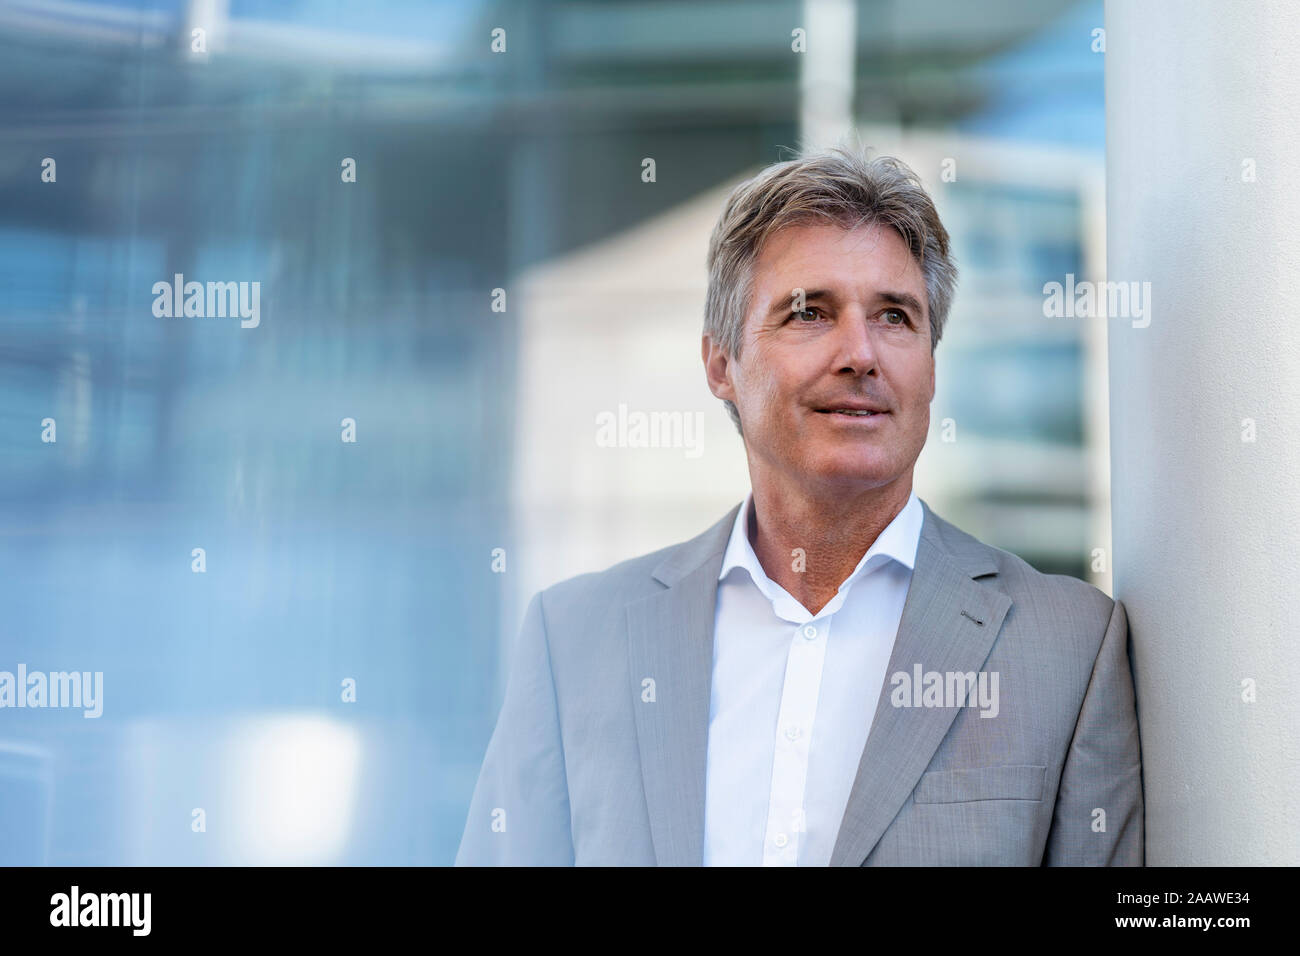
[815,407,890,419]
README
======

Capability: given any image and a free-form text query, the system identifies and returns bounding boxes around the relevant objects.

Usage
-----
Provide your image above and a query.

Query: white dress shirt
[702,489,924,866]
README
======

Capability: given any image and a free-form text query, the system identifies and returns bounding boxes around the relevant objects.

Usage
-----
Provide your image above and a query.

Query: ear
[702,334,737,403]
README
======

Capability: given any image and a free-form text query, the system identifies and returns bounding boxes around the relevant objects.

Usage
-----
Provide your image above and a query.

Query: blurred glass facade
[0,0,1106,864]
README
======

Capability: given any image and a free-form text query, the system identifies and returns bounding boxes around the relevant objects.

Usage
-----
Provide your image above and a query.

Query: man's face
[704,220,935,495]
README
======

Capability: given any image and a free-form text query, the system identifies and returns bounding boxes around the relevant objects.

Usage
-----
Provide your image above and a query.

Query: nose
[829,307,879,376]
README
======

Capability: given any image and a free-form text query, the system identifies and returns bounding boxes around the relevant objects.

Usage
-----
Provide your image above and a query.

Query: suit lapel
[626,505,738,866]
[829,501,1012,866]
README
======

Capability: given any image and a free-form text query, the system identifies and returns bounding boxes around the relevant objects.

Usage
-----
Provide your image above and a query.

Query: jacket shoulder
[534,505,737,620]
[926,505,1117,640]
[537,542,675,618]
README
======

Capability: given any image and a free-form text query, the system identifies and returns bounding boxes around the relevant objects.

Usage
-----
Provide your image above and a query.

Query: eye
[882,308,909,326]
[790,307,825,323]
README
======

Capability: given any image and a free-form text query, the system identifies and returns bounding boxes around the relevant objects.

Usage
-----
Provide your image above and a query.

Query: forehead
[751,220,924,297]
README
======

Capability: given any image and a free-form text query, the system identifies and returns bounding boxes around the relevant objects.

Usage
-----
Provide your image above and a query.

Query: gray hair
[703,146,957,434]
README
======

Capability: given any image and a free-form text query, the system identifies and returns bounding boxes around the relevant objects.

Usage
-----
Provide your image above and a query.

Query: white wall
[1106,0,1300,864]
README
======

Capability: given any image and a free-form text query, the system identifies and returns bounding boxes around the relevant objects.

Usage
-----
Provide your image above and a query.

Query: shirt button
[802,625,817,640]
[785,725,801,741]
[774,833,788,848]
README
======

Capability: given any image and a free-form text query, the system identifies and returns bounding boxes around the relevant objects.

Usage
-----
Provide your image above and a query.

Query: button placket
[761,616,830,866]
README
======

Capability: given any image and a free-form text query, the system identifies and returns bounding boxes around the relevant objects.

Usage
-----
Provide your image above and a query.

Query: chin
[800,448,899,489]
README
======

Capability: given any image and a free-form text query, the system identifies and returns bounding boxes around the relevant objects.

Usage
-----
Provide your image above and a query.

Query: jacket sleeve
[454,591,575,865]
[1042,596,1145,865]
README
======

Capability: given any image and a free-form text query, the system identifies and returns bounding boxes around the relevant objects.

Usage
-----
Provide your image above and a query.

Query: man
[455,147,1144,866]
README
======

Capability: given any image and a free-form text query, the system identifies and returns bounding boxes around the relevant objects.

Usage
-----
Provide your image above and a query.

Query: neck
[747,472,913,616]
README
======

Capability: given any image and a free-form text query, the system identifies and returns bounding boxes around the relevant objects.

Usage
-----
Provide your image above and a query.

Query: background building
[0,0,1107,865]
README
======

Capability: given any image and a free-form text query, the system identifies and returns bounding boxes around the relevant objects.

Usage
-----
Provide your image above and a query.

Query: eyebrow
[767,288,925,317]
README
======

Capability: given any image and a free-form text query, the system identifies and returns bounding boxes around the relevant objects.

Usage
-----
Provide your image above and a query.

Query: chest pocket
[913,764,1045,804]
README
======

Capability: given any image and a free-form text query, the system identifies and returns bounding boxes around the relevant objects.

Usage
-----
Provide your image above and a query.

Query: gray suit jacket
[455,498,1144,865]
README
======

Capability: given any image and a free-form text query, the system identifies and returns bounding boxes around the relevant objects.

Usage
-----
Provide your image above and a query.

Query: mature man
[456,147,1144,866]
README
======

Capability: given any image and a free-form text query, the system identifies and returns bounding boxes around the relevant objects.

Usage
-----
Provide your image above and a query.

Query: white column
[799,0,857,152]
[1105,0,1300,864]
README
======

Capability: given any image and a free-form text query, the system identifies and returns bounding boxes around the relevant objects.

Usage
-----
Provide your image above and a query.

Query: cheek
[907,357,935,405]
[912,380,933,443]
[741,347,791,414]
[892,360,933,431]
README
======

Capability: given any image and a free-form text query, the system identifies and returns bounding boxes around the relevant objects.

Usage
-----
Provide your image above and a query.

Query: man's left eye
[883,309,908,325]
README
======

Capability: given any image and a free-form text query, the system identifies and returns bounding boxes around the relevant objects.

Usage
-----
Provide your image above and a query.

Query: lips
[814,402,890,416]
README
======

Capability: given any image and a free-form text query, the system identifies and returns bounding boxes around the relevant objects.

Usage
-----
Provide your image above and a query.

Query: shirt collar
[717,488,924,607]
